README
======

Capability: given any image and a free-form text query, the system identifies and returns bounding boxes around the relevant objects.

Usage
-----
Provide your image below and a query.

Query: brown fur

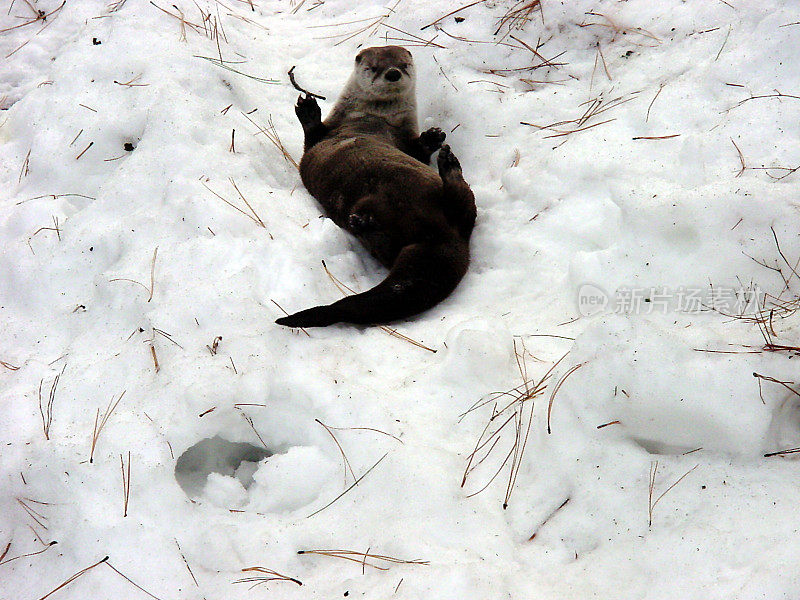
[276,46,476,328]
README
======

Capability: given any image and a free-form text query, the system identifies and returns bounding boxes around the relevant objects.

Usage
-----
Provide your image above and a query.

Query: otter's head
[351,46,415,100]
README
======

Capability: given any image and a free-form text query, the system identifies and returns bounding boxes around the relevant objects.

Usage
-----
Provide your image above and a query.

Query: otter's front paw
[419,127,446,153]
[295,94,321,127]
[437,144,462,178]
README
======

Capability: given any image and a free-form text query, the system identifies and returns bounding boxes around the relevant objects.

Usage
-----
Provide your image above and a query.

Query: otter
[276,46,476,328]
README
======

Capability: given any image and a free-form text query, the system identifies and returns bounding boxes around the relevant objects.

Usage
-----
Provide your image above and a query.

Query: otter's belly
[299,135,442,225]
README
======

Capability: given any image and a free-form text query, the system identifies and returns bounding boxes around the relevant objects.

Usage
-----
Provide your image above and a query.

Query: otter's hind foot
[438,144,463,180]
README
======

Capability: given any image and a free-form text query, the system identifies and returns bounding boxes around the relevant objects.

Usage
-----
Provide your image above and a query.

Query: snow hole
[174,435,271,499]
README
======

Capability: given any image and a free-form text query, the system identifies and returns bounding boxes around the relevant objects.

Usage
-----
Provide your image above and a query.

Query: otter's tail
[275,242,468,328]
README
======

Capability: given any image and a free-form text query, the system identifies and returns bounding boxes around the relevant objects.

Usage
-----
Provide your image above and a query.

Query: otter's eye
[355,55,362,64]
[371,67,379,73]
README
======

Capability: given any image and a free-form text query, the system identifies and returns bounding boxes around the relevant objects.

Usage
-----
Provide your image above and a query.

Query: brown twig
[287,66,326,100]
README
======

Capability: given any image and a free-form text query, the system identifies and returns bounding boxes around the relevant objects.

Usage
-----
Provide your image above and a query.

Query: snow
[2,0,800,598]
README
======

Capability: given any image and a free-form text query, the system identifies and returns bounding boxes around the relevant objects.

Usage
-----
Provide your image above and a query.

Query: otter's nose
[385,69,401,82]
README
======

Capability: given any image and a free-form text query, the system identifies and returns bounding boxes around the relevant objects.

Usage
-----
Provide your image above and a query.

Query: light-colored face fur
[330,46,418,130]
[350,46,415,101]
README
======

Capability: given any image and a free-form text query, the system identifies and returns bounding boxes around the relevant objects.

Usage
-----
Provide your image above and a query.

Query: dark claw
[419,127,446,152]
[295,94,321,126]
[437,144,462,176]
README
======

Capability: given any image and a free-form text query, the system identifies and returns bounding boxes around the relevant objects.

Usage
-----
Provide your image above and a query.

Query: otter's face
[353,46,415,99]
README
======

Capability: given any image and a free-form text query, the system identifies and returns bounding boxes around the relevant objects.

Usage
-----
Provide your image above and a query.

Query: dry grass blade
[207,335,222,355]
[632,134,680,140]
[579,12,660,44]
[324,423,404,444]
[17,497,48,530]
[420,0,487,31]
[764,446,800,457]
[18,149,31,183]
[297,548,428,571]
[37,555,109,600]
[90,391,126,463]
[0,540,57,567]
[147,247,157,302]
[321,261,436,352]
[120,451,131,517]
[752,372,800,399]
[461,344,569,506]
[202,177,267,227]
[770,226,800,288]
[306,453,388,518]
[725,91,800,112]
[234,566,303,588]
[1,360,20,370]
[195,55,278,84]
[38,365,65,440]
[546,362,585,433]
[731,138,746,176]
[311,0,403,46]
[108,247,157,300]
[523,93,637,140]
[648,462,698,527]
[104,561,165,600]
[229,178,265,227]
[150,1,204,35]
[528,497,570,540]
[495,0,543,36]
[316,418,356,487]
[242,112,298,169]
[237,409,269,449]
[1,0,65,34]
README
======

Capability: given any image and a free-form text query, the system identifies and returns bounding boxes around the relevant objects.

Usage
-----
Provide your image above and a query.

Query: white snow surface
[2,0,800,598]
